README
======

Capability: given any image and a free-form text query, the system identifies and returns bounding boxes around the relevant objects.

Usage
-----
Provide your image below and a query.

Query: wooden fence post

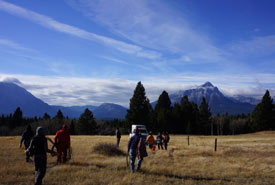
[214,138,217,152]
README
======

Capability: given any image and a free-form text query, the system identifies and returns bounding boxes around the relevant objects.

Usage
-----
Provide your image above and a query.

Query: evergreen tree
[52,109,64,130]
[171,103,182,134]
[125,82,152,130]
[12,107,23,128]
[77,108,96,135]
[55,109,64,120]
[43,113,51,120]
[190,102,199,134]
[154,91,171,132]
[199,97,212,134]
[180,96,192,133]
[252,90,274,130]
[69,119,76,135]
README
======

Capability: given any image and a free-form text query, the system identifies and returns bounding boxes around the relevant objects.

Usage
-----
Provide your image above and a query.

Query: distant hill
[153,82,256,115]
[92,103,127,120]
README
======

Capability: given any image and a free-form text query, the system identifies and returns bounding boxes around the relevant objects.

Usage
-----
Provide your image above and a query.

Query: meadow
[1,132,275,185]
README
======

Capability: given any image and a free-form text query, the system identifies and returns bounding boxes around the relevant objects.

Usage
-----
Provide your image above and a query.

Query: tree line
[125,82,275,135]
[0,81,274,136]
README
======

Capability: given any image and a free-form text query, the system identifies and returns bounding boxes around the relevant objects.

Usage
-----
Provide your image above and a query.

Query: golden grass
[1,133,275,185]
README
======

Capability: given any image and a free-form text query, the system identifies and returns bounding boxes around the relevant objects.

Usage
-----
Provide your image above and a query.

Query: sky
[0,0,275,107]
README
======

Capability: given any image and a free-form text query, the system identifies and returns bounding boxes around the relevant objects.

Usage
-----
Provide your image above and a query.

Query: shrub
[93,143,126,156]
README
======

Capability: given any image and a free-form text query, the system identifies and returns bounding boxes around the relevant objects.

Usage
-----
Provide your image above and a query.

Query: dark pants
[157,143,163,150]
[57,144,68,163]
[116,137,121,147]
[164,142,168,150]
[34,155,47,185]
[24,141,31,162]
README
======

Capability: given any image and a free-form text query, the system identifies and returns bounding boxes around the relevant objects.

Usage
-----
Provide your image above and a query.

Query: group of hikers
[19,125,170,184]
[146,131,170,151]
[119,127,170,173]
[19,124,71,185]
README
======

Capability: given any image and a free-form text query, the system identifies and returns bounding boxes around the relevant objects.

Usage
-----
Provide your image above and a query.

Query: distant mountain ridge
[0,81,126,119]
[0,81,259,118]
[166,82,256,115]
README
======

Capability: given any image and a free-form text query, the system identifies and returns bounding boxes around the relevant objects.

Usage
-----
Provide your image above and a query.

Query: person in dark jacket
[156,132,164,150]
[116,128,121,147]
[20,125,34,162]
[163,131,170,150]
[128,128,141,173]
[27,127,53,185]
[54,124,70,163]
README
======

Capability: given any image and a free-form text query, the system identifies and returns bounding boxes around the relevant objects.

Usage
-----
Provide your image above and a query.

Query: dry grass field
[1,132,275,185]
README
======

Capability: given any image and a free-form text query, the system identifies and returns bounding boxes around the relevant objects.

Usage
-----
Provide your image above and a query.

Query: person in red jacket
[54,124,70,163]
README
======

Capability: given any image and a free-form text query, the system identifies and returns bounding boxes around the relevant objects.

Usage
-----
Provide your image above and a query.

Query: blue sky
[0,0,275,106]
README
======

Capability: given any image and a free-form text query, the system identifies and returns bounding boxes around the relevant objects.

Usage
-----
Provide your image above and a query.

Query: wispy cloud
[0,38,33,51]
[0,0,161,60]
[228,35,275,57]
[67,0,224,63]
[101,56,128,65]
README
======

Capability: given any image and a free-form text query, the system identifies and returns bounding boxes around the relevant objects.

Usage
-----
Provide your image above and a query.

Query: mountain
[92,103,127,120]
[53,105,97,118]
[0,82,126,119]
[0,82,56,117]
[159,82,256,115]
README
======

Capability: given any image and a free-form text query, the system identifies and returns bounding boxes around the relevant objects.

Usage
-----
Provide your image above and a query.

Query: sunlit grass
[1,132,275,184]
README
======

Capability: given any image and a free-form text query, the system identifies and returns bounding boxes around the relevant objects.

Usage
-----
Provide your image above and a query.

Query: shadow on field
[67,161,231,182]
[138,169,231,182]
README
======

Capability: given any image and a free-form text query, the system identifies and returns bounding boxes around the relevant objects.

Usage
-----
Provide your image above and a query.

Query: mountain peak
[201,82,214,88]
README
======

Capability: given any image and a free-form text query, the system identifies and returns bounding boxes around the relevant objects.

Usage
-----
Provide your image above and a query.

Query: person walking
[136,137,148,171]
[146,132,155,149]
[20,125,34,162]
[156,132,164,150]
[27,127,53,185]
[54,124,70,163]
[128,128,141,173]
[163,131,170,150]
[116,128,121,147]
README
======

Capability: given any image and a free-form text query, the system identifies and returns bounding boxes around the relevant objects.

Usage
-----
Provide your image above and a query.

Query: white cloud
[0,0,161,60]
[1,73,274,107]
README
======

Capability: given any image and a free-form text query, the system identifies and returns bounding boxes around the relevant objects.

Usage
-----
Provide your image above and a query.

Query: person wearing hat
[27,127,53,185]
[54,124,71,163]
[128,128,141,173]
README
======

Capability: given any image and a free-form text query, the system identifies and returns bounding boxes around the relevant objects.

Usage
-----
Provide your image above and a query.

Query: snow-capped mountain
[162,82,256,115]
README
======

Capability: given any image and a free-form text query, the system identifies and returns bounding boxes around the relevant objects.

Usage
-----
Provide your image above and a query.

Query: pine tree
[252,90,274,130]
[69,119,76,135]
[125,82,152,130]
[55,109,64,120]
[199,97,212,134]
[77,108,96,135]
[171,103,182,134]
[154,91,171,132]
[12,107,23,128]
[43,113,51,120]
[180,96,193,133]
